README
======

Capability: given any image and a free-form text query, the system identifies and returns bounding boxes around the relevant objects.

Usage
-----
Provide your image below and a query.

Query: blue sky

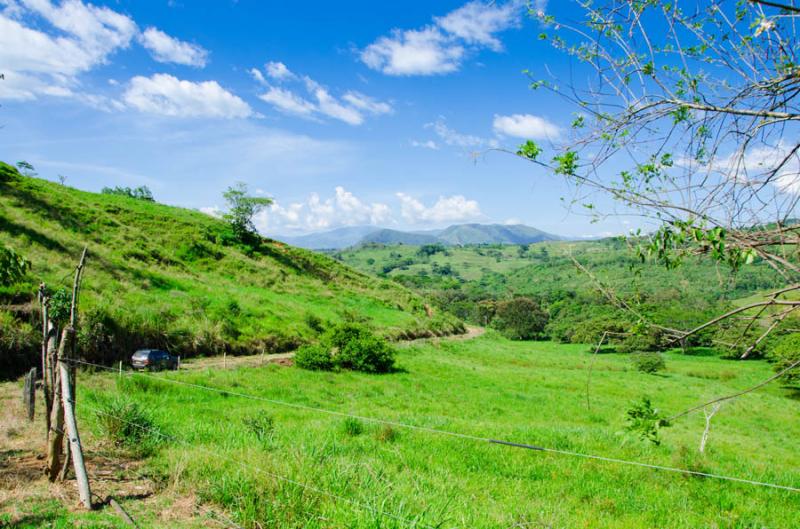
[0,0,633,238]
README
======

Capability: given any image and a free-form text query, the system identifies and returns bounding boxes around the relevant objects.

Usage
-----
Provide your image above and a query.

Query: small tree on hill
[223,182,273,241]
[16,161,37,177]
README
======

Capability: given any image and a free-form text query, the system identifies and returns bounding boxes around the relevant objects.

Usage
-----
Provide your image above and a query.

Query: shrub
[768,333,800,386]
[337,334,396,373]
[491,297,548,340]
[625,397,670,445]
[631,352,666,374]
[294,344,334,371]
[95,397,162,452]
[295,323,396,374]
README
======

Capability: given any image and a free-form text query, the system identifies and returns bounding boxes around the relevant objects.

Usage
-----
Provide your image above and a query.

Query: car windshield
[133,350,151,359]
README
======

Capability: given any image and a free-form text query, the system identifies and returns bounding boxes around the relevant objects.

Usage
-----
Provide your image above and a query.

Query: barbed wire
[67,358,800,493]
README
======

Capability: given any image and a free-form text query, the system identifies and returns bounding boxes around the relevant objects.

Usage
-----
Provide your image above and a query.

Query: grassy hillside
[7,333,798,528]
[0,163,461,376]
[335,239,786,350]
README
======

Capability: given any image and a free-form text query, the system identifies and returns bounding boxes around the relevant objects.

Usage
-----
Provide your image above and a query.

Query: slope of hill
[360,228,441,246]
[436,223,562,245]
[0,163,462,376]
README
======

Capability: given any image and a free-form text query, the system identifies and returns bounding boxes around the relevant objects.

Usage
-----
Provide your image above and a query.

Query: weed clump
[341,417,364,437]
[95,397,162,452]
[242,413,275,447]
[375,424,399,443]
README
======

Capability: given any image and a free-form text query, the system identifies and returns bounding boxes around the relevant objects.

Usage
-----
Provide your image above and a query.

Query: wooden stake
[59,329,92,509]
[22,367,36,421]
[46,333,66,481]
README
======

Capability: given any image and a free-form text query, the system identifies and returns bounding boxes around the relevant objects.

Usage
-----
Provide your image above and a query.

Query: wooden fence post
[22,367,36,421]
[59,327,92,509]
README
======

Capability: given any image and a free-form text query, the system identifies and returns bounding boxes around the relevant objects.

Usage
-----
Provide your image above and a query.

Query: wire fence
[68,357,800,494]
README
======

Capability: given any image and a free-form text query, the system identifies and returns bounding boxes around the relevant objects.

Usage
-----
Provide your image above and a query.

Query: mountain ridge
[278,223,565,249]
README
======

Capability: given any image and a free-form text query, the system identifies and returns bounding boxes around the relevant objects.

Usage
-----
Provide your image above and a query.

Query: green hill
[0,163,462,376]
[360,228,441,246]
[436,223,561,245]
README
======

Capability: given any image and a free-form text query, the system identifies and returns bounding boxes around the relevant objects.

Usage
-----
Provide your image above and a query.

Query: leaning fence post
[177,356,181,370]
[22,367,36,421]
[119,360,122,377]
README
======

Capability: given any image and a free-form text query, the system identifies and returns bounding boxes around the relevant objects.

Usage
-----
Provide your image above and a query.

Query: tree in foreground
[516,0,800,362]
[222,182,273,241]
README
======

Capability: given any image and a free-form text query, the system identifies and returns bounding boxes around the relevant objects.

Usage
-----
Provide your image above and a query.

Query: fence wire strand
[68,357,800,494]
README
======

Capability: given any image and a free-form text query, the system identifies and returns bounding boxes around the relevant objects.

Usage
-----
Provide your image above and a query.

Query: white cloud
[265,61,295,81]
[252,64,392,126]
[123,73,252,118]
[199,206,223,218]
[139,27,208,67]
[249,67,267,85]
[311,85,364,125]
[411,139,439,150]
[426,118,495,149]
[435,0,518,51]
[21,0,137,59]
[396,192,483,223]
[361,1,521,76]
[0,0,136,100]
[492,113,560,139]
[693,142,800,195]
[342,91,393,115]
[258,86,317,117]
[361,27,463,76]
[255,187,392,232]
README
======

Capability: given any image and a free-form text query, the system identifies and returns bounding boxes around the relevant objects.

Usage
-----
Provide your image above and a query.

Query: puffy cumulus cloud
[251,63,392,126]
[258,86,316,117]
[360,1,520,76]
[0,0,136,100]
[492,113,560,139]
[435,1,518,51]
[396,192,483,223]
[1,0,220,107]
[254,187,392,233]
[139,27,208,67]
[361,27,463,76]
[265,61,295,81]
[123,74,252,118]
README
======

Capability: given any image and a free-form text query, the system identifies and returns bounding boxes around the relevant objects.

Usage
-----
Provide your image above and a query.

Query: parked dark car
[131,349,178,371]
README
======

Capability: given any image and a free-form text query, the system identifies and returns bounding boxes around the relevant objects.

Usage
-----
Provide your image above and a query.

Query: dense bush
[768,334,800,386]
[294,344,334,371]
[295,323,396,373]
[491,297,548,340]
[631,352,666,374]
[337,333,396,373]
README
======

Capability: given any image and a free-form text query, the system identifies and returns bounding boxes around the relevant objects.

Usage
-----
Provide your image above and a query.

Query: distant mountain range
[278,223,565,250]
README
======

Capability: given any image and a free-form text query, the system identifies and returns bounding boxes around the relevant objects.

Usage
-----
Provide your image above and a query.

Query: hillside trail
[181,325,486,371]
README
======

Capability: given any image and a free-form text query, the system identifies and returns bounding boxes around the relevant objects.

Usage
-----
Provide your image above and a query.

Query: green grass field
[70,333,800,529]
